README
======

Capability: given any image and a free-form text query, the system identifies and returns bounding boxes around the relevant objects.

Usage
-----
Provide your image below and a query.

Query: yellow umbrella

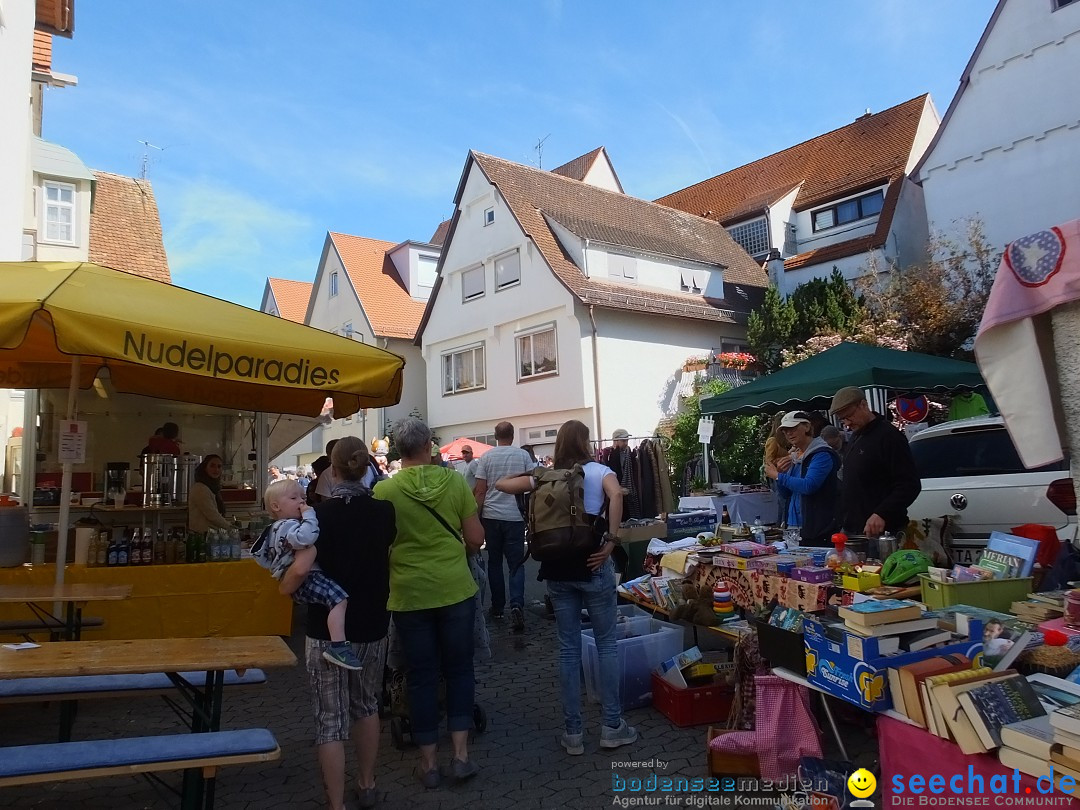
[0,261,404,416]
[0,261,405,587]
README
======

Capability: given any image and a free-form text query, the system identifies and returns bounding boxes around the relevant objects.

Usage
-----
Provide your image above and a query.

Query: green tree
[748,269,867,373]
[665,378,764,491]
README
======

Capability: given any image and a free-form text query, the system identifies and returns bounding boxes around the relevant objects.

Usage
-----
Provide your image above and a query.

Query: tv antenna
[534,134,551,169]
[137,140,166,179]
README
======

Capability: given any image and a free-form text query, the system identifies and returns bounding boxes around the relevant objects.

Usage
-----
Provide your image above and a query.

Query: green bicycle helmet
[881,549,932,585]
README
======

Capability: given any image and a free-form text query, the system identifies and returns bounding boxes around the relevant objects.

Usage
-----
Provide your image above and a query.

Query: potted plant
[683,355,710,373]
[689,476,709,495]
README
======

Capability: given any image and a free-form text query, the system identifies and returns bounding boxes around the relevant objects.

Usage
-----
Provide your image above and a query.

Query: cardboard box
[791,566,834,584]
[658,646,704,688]
[667,510,716,540]
[842,571,882,592]
[618,521,667,542]
[708,553,776,571]
[802,615,983,711]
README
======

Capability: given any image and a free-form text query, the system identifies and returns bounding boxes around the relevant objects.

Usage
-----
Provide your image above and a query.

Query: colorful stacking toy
[712,582,735,619]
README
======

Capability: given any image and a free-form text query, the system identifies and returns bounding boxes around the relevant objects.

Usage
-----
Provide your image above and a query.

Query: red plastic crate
[651,672,734,727]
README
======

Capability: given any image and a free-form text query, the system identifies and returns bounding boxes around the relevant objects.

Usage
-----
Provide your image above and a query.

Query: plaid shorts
[292,569,349,611]
[305,636,388,745]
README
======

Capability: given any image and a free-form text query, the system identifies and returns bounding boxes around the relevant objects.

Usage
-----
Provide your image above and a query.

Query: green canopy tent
[699,342,988,416]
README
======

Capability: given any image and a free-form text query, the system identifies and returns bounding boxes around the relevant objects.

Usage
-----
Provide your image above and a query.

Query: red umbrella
[439,437,494,461]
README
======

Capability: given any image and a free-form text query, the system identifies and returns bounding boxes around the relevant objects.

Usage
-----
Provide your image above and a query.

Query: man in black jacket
[830,387,921,537]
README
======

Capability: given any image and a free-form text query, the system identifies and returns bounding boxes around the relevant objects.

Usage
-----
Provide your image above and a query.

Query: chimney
[764,248,785,290]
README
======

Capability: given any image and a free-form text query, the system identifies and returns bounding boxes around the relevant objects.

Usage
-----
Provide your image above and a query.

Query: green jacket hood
[391,465,458,504]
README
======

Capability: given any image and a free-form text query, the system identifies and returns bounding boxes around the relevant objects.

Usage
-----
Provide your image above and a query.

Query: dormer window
[811,190,885,232]
[608,253,637,282]
[728,217,769,259]
[418,254,438,288]
[43,181,76,244]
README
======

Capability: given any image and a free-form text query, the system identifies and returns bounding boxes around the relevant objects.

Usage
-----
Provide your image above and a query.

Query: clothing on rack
[593,435,673,519]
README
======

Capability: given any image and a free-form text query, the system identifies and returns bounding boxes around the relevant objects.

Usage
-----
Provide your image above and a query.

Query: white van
[907,416,1077,564]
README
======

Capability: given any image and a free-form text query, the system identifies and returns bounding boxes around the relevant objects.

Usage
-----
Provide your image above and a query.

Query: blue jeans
[482,518,525,613]
[547,559,621,735]
[393,597,476,746]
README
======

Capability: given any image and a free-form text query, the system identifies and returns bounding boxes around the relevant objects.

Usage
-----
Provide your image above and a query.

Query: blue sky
[45,1,995,310]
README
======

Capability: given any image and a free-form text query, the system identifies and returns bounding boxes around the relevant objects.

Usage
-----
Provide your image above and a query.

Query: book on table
[927,669,1015,753]
[1050,747,1080,781]
[1000,715,1055,760]
[845,616,941,638]
[999,744,1055,780]
[837,599,923,627]
[1050,703,1080,738]
[977,549,1024,579]
[892,654,972,728]
[957,674,1047,750]
[897,628,954,652]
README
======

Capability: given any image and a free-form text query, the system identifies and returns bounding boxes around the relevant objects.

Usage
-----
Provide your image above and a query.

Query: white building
[915,0,1080,250]
[416,148,768,457]
[658,96,941,298]
[262,232,436,466]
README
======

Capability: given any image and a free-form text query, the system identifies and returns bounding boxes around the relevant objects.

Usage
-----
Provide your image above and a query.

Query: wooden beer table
[0,583,133,641]
[0,635,297,808]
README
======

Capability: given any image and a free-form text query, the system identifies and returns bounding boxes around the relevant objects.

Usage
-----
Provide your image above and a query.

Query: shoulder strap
[414,499,463,544]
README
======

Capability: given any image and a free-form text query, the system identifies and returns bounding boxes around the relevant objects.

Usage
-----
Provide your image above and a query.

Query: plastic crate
[581,616,684,710]
[919,574,1034,612]
[651,672,734,727]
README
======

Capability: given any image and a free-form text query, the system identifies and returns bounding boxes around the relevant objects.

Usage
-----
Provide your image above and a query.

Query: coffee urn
[142,454,177,507]
[174,454,201,504]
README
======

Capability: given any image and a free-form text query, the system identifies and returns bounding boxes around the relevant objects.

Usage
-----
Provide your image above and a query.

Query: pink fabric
[709,675,822,780]
[975,219,1080,468]
[878,715,1080,806]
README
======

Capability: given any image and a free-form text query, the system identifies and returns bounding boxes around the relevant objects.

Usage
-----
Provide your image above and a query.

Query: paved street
[0,560,875,809]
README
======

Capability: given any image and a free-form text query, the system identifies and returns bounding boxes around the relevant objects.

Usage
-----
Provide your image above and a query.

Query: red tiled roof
[88,171,170,283]
[267,278,312,323]
[32,31,52,74]
[551,147,605,181]
[430,218,451,246]
[658,96,927,221]
[329,233,427,340]
[470,152,767,322]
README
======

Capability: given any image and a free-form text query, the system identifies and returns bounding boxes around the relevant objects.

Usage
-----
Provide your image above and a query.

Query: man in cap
[458,445,479,490]
[606,428,631,475]
[829,386,921,538]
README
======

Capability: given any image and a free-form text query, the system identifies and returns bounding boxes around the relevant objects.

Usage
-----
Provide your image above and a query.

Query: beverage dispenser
[174,454,201,504]
[105,462,129,507]
[142,454,177,507]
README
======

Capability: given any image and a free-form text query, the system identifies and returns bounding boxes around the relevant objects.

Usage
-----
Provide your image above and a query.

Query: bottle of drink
[117,532,129,566]
[721,506,731,526]
[207,528,219,562]
[751,515,765,544]
[153,529,165,564]
[230,528,241,561]
[97,530,110,566]
[106,535,118,566]
[198,530,209,563]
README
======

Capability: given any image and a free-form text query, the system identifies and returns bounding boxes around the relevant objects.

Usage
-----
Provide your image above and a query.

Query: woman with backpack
[495,419,638,755]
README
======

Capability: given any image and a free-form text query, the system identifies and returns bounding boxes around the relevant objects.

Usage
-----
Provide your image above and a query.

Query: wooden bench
[0,616,105,642]
[0,727,279,807]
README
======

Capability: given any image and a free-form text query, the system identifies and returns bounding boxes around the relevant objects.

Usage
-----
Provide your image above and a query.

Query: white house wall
[423,162,584,439]
[779,249,886,297]
[888,178,931,270]
[0,5,34,260]
[587,306,745,438]
[584,246,724,299]
[581,158,622,192]
[382,337,425,432]
[920,0,1080,249]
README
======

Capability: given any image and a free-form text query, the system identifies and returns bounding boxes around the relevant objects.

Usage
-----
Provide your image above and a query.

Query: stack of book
[999,674,1080,780]
[837,599,947,656]
[1049,704,1080,787]
[1012,592,1066,624]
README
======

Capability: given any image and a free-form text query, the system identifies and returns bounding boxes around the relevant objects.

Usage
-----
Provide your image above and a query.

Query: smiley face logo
[847,768,877,799]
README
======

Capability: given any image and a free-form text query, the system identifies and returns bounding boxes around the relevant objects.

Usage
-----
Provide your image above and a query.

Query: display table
[878,714,1080,805]
[679,491,777,525]
[0,583,132,640]
[0,562,291,640]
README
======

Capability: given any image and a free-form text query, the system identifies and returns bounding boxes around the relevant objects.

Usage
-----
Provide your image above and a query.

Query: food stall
[0,261,404,639]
